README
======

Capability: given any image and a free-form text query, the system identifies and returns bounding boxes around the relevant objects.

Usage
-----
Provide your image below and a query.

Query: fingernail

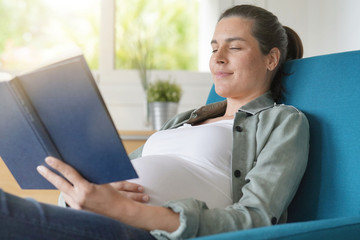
[142,195,149,202]
[138,186,144,192]
[45,157,54,165]
[37,165,46,174]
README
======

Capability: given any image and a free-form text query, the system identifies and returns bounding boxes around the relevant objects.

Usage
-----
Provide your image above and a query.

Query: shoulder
[269,103,303,114]
[261,103,306,118]
[258,103,309,130]
[254,104,310,153]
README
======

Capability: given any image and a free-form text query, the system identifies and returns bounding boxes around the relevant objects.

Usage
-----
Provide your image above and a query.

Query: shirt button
[235,126,243,132]
[271,217,277,225]
[234,170,241,178]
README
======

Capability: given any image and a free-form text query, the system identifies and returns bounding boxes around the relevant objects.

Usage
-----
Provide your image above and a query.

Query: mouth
[214,71,233,79]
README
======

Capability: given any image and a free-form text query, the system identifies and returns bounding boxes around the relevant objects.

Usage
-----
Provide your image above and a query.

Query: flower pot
[149,102,178,130]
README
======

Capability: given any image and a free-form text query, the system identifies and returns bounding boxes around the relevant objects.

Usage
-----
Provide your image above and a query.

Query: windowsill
[118,130,156,141]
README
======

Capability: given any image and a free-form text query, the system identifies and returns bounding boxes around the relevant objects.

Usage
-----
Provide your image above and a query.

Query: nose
[213,48,228,64]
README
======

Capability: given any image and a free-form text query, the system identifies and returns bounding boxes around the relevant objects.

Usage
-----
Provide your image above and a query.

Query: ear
[266,48,281,71]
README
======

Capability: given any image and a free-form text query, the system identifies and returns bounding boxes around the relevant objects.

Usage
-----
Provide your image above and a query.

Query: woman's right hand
[110,181,150,203]
[39,157,180,233]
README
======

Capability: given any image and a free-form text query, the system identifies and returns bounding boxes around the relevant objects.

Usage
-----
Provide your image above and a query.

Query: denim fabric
[0,189,155,240]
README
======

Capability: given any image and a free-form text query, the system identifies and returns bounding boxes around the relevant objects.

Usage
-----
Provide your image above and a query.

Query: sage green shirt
[130,92,310,239]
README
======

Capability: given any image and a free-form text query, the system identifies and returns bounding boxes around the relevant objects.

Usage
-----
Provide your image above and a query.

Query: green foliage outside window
[0,0,99,72]
[0,0,198,72]
[115,0,198,71]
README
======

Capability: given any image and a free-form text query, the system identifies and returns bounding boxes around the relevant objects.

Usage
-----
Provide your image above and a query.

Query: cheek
[209,56,215,72]
[251,54,268,72]
[240,57,267,79]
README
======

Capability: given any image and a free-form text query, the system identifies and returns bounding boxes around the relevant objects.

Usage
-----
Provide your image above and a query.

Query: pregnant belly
[128,155,232,209]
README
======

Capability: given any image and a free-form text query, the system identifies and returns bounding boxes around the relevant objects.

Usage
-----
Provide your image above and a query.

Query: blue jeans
[0,189,155,240]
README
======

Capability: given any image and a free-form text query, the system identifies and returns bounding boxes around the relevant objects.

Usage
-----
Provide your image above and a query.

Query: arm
[38,157,180,232]
[151,111,310,239]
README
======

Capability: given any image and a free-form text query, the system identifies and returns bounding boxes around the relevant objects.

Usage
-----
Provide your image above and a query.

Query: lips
[214,71,233,78]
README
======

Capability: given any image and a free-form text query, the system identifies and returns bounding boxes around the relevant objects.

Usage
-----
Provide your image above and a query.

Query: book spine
[7,78,62,159]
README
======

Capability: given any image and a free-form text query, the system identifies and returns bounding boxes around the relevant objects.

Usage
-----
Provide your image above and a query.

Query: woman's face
[209,17,273,101]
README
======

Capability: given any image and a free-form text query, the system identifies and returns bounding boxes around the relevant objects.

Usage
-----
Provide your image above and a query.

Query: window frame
[97,0,214,130]
[98,0,212,80]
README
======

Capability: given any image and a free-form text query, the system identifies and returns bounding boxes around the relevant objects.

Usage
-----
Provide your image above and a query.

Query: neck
[224,91,267,116]
[224,99,241,117]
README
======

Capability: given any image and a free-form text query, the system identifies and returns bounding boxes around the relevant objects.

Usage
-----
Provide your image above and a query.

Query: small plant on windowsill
[147,79,182,103]
[147,78,182,130]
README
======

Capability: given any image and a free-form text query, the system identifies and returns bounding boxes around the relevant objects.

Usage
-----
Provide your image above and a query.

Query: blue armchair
[200,51,360,239]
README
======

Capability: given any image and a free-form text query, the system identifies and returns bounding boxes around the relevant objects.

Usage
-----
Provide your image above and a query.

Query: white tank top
[128,119,233,209]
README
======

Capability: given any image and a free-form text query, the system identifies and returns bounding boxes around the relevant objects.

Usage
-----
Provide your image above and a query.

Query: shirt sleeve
[150,111,310,239]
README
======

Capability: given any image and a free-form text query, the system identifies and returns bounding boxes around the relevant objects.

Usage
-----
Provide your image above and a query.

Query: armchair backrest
[206,50,360,223]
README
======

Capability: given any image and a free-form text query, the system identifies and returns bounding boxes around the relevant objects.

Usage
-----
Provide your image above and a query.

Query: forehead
[213,17,254,41]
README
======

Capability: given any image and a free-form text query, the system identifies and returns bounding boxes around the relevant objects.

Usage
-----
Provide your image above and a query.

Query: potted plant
[147,78,182,130]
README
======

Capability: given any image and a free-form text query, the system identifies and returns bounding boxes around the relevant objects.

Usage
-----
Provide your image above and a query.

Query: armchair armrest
[194,216,360,240]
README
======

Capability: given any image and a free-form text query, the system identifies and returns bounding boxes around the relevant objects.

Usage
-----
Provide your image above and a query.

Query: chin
[214,86,230,98]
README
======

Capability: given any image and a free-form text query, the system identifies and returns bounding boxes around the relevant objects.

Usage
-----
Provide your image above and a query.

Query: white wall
[97,70,212,131]
[198,0,234,71]
[230,0,360,57]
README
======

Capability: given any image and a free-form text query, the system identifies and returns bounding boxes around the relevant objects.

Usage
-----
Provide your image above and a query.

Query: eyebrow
[211,37,247,45]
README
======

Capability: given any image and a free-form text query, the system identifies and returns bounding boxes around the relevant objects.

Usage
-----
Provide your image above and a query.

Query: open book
[0,54,138,189]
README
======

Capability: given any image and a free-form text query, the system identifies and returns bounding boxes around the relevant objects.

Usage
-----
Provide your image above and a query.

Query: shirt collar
[188,92,275,124]
[238,91,275,115]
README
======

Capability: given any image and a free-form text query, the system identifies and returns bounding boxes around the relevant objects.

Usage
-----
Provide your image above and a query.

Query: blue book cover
[0,54,138,189]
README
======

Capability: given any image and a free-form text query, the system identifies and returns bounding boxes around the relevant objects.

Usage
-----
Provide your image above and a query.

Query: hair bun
[284,26,303,60]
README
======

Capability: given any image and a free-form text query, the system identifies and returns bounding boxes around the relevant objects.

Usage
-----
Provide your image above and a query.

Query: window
[114,0,198,70]
[0,0,100,72]
[0,0,198,73]
[1,0,213,130]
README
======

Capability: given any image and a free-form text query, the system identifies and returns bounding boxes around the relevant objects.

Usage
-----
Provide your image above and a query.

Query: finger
[45,156,89,188]
[37,165,73,193]
[110,181,144,193]
[61,192,81,210]
[119,191,150,203]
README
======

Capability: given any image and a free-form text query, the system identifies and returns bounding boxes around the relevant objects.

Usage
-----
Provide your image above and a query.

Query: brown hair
[219,5,303,102]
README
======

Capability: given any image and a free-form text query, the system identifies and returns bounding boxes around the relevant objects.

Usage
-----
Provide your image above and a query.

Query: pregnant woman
[0,5,309,240]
